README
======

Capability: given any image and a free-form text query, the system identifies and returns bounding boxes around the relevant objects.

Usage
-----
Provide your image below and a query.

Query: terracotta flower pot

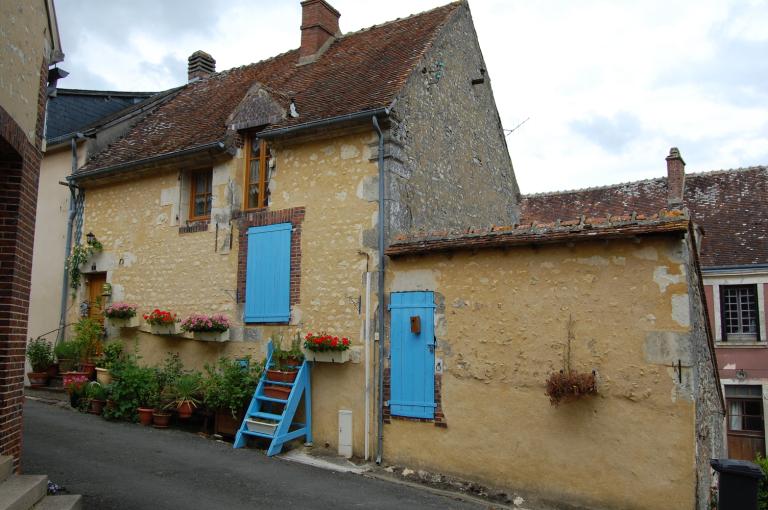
[62,371,89,388]
[153,411,171,428]
[89,399,106,415]
[266,369,297,383]
[214,408,245,437]
[27,371,48,388]
[176,401,194,419]
[263,385,291,400]
[137,407,154,426]
[79,362,96,380]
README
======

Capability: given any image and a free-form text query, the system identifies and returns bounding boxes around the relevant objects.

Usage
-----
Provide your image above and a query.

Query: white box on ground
[339,410,352,459]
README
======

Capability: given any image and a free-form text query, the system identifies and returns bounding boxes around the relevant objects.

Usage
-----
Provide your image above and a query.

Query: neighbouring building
[57,1,723,508]
[523,151,767,462]
[0,0,64,468]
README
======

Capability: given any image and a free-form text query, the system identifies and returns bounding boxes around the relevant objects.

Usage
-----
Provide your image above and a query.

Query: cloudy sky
[55,0,767,193]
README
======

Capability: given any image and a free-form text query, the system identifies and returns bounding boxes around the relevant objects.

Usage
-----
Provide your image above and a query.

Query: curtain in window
[730,400,743,430]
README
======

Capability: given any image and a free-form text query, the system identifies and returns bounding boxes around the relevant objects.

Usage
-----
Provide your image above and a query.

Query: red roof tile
[387,209,690,256]
[80,2,461,173]
[521,167,768,268]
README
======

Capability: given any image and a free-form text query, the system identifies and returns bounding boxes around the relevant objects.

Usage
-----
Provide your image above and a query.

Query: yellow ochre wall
[385,237,698,510]
[77,130,379,456]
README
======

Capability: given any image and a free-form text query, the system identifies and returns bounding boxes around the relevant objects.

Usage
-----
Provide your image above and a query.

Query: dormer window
[245,136,270,210]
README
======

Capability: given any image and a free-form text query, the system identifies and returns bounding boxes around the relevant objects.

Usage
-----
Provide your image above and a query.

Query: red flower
[331,338,338,347]
[342,338,349,346]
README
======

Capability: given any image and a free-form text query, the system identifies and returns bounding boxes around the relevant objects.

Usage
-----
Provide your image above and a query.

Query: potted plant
[266,336,300,383]
[151,353,183,427]
[64,372,89,408]
[151,388,172,428]
[167,373,202,419]
[180,313,231,342]
[202,357,262,436]
[74,318,104,378]
[303,332,352,363]
[86,381,108,415]
[54,340,80,373]
[96,341,123,385]
[26,337,54,387]
[545,315,598,406]
[104,302,139,328]
[144,309,178,335]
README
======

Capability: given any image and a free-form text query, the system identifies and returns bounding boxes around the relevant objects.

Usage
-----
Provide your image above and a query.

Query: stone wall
[384,3,519,239]
[384,235,716,509]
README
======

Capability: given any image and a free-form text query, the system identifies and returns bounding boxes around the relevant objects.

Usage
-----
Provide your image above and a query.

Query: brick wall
[236,207,305,312]
[0,59,46,471]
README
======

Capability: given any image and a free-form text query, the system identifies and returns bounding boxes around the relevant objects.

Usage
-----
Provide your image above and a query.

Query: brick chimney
[188,51,216,82]
[299,0,340,62]
[666,147,685,206]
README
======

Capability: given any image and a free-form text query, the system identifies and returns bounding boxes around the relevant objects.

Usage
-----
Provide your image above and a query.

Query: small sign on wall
[410,315,421,334]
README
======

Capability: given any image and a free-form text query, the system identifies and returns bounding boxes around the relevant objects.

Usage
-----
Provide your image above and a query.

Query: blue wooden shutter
[389,291,436,419]
[245,223,291,323]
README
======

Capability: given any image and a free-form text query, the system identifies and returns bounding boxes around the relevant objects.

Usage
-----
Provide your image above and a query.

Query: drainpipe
[372,115,386,465]
[57,134,82,342]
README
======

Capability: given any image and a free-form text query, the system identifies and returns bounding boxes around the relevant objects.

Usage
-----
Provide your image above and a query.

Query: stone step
[32,495,82,510]
[0,457,12,484]
[0,475,46,510]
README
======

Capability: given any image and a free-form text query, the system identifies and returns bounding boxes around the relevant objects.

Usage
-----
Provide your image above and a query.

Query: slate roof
[45,89,155,141]
[387,209,691,256]
[521,166,768,268]
[79,2,462,174]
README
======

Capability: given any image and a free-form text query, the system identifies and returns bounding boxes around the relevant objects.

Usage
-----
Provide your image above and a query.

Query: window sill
[715,342,766,348]
[179,221,209,234]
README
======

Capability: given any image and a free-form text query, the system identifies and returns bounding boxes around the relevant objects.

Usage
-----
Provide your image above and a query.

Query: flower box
[107,316,139,328]
[246,418,279,435]
[191,330,230,342]
[149,323,178,335]
[305,350,350,363]
[263,385,291,400]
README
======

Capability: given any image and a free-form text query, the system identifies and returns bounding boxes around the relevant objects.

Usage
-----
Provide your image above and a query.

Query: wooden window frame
[189,168,213,221]
[720,284,761,342]
[243,136,269,211]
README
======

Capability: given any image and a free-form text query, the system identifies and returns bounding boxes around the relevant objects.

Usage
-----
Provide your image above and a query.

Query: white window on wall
[721,284,760,342]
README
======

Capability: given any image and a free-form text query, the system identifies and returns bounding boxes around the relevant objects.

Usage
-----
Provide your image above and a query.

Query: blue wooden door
[389,291,436,419]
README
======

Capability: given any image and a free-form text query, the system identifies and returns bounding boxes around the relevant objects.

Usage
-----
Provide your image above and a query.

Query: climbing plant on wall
[66,239,103,296]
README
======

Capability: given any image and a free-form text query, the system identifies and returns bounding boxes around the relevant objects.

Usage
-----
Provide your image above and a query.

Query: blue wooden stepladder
[233,341,312,456]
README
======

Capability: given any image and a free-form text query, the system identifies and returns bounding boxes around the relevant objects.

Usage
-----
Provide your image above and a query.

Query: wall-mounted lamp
[736,369,747,380]
[86,232,97,245]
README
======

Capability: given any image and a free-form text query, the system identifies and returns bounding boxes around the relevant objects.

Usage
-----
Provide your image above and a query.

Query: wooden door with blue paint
[389,291,436,419]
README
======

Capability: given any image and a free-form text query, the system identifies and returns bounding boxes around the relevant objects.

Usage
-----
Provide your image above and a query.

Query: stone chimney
[666,147,685,206]
[299,0,340,63]
[188,51,216,82]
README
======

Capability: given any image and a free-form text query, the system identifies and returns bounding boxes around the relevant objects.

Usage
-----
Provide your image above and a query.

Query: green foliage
[85,381,107,401]
[756,454,768,510]
[102,356,158,421]
[26,337,54,372]
[154,353,184,406]
[166,373,202,410]
[73,318,104,361]
[202,357,262,417]
[100,341,124,370]
[54,340,80,361]
[66,240,103,295]
[271,334,303,371]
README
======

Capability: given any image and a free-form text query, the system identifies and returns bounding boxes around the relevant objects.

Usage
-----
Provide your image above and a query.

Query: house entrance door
[86,273,107,325]
[389,291,436,419]
[725,385,766,460]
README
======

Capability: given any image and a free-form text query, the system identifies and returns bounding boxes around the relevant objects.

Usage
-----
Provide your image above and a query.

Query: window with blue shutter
[245,223,292,323]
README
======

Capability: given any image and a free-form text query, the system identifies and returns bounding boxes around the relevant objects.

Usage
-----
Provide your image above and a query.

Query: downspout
[372,115,385,465]
[57,135,80,342]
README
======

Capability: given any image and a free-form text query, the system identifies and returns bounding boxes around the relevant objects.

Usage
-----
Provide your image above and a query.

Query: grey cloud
[569,111,643,153]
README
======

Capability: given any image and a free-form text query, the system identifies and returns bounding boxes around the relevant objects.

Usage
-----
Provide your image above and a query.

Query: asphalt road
[22,399,481,509]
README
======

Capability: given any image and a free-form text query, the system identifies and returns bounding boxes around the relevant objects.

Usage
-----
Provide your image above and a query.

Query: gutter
[258,108,388,139]
[69,141,226,183]
[700,264,768,275]
[57,134,83,342]
[372,114,386,465]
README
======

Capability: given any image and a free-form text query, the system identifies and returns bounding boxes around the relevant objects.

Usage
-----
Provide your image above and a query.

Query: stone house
[57,1,724,508]
[523,151,767,463]
[1,0,64,468]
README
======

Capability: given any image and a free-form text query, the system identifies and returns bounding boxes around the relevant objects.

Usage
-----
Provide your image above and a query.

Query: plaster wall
[385,3,519,238]
[384,236,714,509]
[0,0,52,145]
[75,131,379,456]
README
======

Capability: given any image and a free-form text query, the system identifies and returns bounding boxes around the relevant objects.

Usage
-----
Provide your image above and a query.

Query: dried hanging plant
[545,315,598,406]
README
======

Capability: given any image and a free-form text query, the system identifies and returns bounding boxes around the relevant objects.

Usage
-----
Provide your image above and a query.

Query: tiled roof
[387,209,690,256]
[80,2,461,173]
[45,89,155,141]
[521,166,768,268]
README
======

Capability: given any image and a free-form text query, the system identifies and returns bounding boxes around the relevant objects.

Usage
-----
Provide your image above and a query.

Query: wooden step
[249,411,283,421]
